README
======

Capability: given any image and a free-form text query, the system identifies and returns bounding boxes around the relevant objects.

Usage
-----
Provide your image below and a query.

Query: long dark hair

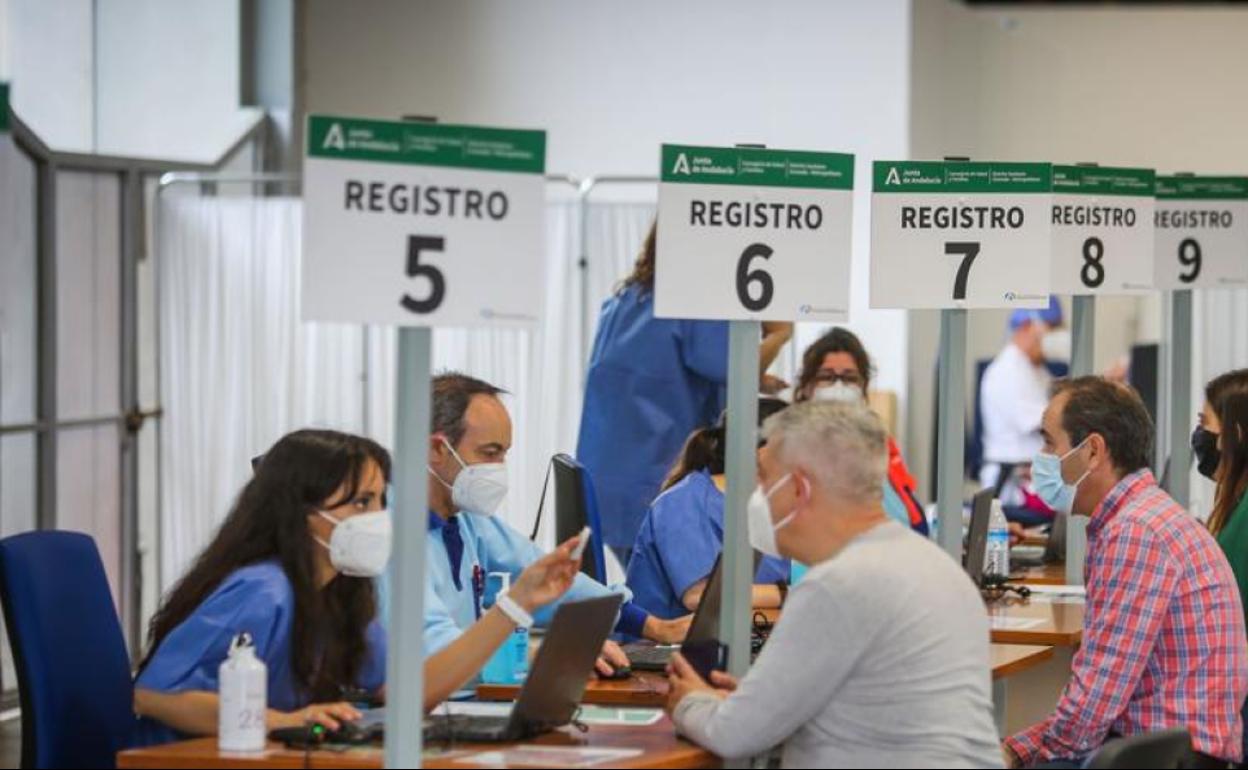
[795,327,875,401]
[139,429,391,701]
[1205,369,1248,535]
[660,398,788,492]
[619,221,656,293]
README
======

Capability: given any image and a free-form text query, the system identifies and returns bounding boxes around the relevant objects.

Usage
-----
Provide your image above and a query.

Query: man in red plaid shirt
[1004,377,1248,768]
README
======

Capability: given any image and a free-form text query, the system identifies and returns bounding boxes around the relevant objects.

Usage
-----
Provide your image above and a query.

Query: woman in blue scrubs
[626,398,791,619]
[577,221,793,565]
[133,429,584,745]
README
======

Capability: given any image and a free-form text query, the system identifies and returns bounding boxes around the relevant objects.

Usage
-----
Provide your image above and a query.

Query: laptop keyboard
[623,643,675,670]
[423,714,516,743]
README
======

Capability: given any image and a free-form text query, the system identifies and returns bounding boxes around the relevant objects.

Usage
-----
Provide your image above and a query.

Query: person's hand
[509,535,582,613]
[760,373,789,395]
[595,639,630,677]
[273,701,362,732]
[1007,521,1025,547]
[708,670,738,692]
[643,613,693,644]
[664,652,728,715]
[1001,742,1021,769]
[761,321,794,342]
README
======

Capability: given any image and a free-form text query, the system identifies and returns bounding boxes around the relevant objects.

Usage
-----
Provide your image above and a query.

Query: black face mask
[1192,426,1221,480]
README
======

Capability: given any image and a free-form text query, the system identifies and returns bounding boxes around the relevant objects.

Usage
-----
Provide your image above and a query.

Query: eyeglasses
[812,370,864,387]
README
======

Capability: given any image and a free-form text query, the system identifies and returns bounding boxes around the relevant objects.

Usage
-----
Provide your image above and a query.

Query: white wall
[3,0,95,151]
[1,0,258,161]
[304,0,914,440]
[95,0,259,162]
[907,0,1248,502]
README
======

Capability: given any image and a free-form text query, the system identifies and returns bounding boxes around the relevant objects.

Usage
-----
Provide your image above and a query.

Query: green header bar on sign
[1155,175,1248,200]
[306,114,545,174]
[0,82,9,134]
[1052,165,1155,197]
[660,144,854,190]
[872,160,1052,193]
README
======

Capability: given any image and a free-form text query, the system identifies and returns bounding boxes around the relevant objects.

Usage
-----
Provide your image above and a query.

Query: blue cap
[1009,295,1062,330]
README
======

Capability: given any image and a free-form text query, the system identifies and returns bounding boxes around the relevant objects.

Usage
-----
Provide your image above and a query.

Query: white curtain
[158,193,658,592]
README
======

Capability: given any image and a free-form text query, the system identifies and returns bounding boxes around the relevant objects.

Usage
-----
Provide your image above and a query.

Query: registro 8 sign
[302,115,547,327]
[654,144,854,322]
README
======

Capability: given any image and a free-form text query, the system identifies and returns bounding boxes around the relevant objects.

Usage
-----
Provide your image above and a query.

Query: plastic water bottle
[481,572,529,685]
[986,499,1011,579]
[219,632,267,752]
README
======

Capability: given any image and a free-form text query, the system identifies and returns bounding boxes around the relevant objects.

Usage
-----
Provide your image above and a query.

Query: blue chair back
[0,531,134,768]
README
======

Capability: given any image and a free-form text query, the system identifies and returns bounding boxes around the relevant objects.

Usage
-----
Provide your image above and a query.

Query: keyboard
[623,643,677,671]
[423,714,519,743]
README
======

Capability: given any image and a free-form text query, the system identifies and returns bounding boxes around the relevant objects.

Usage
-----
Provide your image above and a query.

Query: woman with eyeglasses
[793,328,929,535]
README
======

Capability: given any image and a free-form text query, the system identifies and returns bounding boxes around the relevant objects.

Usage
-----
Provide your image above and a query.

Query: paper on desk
[459,746,644,768]
[1024,584,1086,598]
[989,616,1047,631]
[576,706,664,726]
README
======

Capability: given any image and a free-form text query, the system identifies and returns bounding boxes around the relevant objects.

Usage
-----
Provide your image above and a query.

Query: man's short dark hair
[1052,376,1154,475]
[431,372,507,447]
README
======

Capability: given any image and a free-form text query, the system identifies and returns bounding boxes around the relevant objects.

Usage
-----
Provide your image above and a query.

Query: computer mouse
[597,664,633,680]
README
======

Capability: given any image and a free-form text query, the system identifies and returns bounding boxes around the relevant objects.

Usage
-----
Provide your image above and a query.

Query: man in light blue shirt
[384,372,689,673]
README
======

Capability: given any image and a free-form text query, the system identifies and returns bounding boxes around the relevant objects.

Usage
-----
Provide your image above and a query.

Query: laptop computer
[964,488,993,585]
[423,593,623,743]
[624,550,760,672]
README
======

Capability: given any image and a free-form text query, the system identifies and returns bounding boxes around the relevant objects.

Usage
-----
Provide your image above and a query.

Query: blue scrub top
[376,511,640,656]
[626,470,789,620]
[133,561,386,747]
[576,284,729,549]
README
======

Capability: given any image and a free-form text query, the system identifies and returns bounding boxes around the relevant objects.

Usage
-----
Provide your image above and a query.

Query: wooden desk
[1012,561,1067,586]
[477,642,1055,709]
[990,643,1053,679]
[987,596,1083,647]
[116,718,718,769]
[480,670,670,707]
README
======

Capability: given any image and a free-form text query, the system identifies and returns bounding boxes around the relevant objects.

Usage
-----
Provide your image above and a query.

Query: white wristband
[496,591,534,629]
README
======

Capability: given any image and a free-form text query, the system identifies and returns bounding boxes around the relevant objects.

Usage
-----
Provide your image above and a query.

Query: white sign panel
[654,144,854,322]
[870,161,1053,310]
[302,115,546,326]
[1050,165,1156,295]
[1153,176,1248,290]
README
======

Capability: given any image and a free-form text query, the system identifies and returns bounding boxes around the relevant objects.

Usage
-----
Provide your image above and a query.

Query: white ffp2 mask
[430,438,509,516]
[316,509,392,577]
[748,474,800,558]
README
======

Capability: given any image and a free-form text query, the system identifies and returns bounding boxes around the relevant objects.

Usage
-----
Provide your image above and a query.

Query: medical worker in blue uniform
[626,397,792,619]
[577,222,793,565]
[133,429,587,745]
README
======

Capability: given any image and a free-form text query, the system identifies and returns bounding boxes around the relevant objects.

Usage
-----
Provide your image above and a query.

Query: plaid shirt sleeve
[1005,522,1178,765]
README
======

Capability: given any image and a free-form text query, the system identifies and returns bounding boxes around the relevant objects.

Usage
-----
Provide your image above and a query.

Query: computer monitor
[964,488,994,584]
[552,454,606,582]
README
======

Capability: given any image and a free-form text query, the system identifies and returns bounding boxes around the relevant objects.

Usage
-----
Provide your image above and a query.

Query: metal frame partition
[0,108,267,692]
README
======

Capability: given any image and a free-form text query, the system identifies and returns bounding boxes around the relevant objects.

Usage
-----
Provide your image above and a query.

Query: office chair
[0,531,135,768]
[1085,728,1194,769]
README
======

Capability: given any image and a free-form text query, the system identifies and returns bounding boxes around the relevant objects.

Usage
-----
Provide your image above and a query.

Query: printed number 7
[945,241,981,301]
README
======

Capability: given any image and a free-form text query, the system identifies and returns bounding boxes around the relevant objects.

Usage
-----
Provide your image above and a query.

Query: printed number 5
[401,235,447,314]
[945,241,981,301]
